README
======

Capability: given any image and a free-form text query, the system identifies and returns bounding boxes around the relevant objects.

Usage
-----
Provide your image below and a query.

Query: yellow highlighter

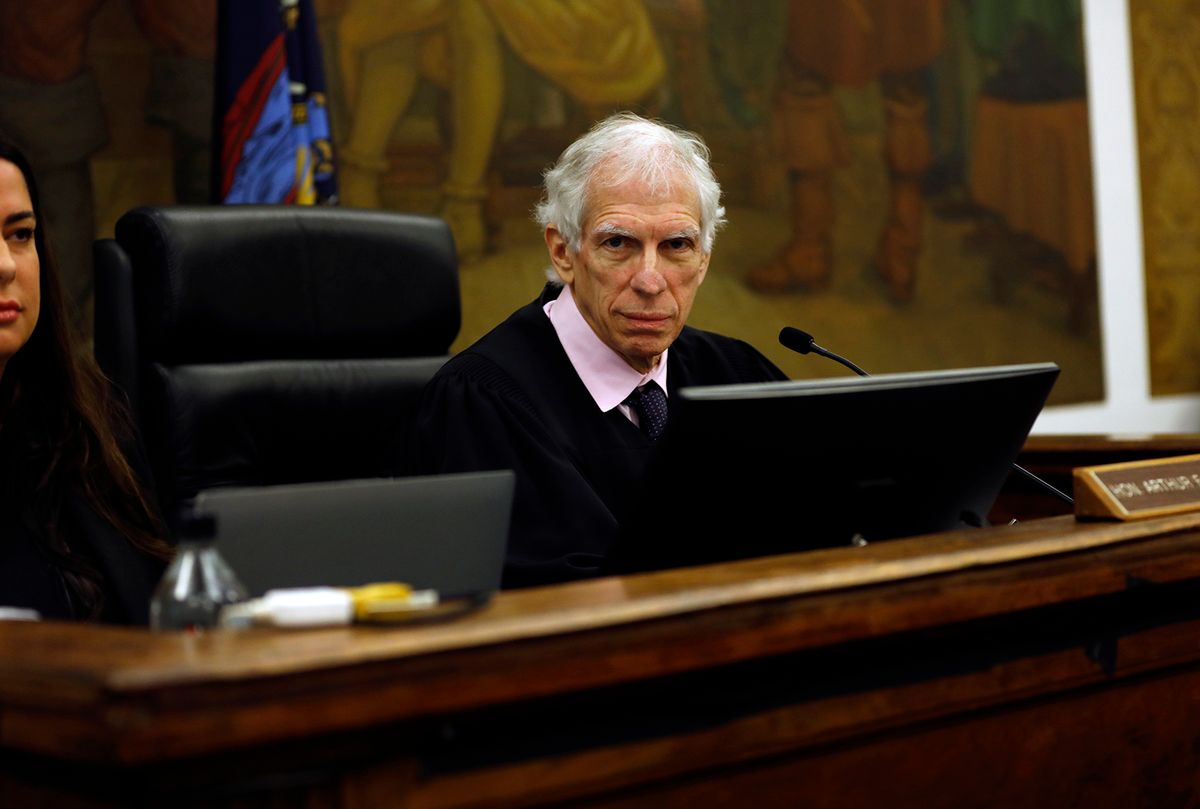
[348,582,440,622]
[219,583,440,628]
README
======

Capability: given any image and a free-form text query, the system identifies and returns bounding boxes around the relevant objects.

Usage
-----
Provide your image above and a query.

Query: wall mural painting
[0,0,1103,405]
[1129,0,1200,396]
[0,0,214,317]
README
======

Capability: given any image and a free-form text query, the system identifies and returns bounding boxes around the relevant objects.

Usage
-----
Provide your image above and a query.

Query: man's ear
[696,250,711,286]
[544,225,575,286]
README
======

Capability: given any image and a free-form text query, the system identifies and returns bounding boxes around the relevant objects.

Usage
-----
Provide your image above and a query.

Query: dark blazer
[65,494,166,625]
[0,492,164,625]
[0,420,167,625]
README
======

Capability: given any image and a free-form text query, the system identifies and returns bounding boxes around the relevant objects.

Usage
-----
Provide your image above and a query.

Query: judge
[415,113,786,587]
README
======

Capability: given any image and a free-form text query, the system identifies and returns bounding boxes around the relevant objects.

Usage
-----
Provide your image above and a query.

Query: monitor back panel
[613,364,1059,573]
[192,471,515,598]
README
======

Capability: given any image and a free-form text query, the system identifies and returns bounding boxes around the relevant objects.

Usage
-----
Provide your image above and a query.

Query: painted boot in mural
[337,145,387,209]
[441,183,488,263]
[875,95,931,303]
[745,170,834,292]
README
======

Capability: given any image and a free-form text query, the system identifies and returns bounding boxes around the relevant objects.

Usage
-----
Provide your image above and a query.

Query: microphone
[779,327,869,377]
[777,327,1075,508]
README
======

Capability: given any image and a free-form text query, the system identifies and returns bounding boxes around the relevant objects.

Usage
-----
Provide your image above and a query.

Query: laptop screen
[192,471,515,598]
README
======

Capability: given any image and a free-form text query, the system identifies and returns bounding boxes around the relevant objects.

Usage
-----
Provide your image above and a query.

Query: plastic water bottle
[150,512,248,631]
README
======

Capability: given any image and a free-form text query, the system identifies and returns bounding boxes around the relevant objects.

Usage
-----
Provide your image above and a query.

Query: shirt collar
[544,283,668,412]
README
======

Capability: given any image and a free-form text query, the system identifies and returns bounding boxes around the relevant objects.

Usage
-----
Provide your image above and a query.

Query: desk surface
[3,515,1194,699]
[5,510,1200,808]
[10,427,1200,807]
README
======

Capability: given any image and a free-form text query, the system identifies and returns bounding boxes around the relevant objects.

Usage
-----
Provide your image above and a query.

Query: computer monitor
[609,362,1060,574]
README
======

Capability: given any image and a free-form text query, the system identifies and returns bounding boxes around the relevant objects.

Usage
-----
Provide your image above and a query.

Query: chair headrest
[114,206,460,363]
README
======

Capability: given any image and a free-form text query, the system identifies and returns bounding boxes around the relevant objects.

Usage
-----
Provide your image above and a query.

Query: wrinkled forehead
[582,160,701,224]
[590,152,697,197]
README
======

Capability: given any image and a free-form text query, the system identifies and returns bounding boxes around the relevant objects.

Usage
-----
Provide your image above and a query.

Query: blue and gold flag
[215,0,336,204]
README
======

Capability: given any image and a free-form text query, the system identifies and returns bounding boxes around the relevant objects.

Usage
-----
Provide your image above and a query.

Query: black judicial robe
[414,285,787,588]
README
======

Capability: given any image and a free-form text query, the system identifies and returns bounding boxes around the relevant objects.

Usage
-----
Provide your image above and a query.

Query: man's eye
[666,238,690,250]
[604,236,626,249]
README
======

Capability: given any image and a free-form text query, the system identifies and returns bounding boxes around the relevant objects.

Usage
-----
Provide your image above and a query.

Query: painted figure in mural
[0,140,172,624]
[0,0,216,315]
[336,0,666,260]
[746,0,946,303]
[414,113,787,588]
[965,0,1093,331]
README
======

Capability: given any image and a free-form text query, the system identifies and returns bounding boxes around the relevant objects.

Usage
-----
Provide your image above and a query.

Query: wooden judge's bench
[3,436,1200,808]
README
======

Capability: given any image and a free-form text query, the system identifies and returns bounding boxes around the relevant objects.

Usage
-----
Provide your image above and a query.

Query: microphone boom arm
[809,345,869,378]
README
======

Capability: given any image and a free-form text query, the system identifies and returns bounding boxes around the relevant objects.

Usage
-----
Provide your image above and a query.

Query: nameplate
[1074,454,1200,520]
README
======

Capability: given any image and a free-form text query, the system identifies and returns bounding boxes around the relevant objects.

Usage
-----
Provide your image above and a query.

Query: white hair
[534,112,726,254]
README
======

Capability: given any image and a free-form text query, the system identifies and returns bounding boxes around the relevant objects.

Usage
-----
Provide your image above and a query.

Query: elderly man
[415,112,786,587]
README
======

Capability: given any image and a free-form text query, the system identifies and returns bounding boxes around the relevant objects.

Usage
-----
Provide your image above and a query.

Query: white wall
[1033,0,1200,433]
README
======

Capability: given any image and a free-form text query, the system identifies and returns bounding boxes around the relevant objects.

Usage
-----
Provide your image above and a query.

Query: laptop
[191,471,515,600]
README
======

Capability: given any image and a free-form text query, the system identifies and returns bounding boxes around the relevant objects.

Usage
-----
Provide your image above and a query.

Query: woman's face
[0,158,39,380]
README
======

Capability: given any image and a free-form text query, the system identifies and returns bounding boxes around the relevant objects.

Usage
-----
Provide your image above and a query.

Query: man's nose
[630,247,666,294]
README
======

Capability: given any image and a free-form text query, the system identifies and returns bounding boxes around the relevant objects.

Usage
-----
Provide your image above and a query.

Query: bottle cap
[178,510,217,541]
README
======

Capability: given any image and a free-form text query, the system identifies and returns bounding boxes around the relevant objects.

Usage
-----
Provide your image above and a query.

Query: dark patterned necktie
[625,382,668,443]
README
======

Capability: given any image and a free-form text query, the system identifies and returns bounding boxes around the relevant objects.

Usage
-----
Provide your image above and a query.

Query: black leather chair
[93,206,459,524]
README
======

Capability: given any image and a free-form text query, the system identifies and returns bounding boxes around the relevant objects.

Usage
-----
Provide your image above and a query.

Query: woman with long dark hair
[0,140,171,623]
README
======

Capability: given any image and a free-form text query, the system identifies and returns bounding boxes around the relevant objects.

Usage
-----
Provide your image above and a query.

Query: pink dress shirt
[544,283,668,429]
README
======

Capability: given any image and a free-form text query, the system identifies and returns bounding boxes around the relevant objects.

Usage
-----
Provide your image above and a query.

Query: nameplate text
[1074,454,1200,520]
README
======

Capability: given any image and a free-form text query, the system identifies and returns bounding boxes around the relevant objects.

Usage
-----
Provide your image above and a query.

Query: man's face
[545,173,710,373]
